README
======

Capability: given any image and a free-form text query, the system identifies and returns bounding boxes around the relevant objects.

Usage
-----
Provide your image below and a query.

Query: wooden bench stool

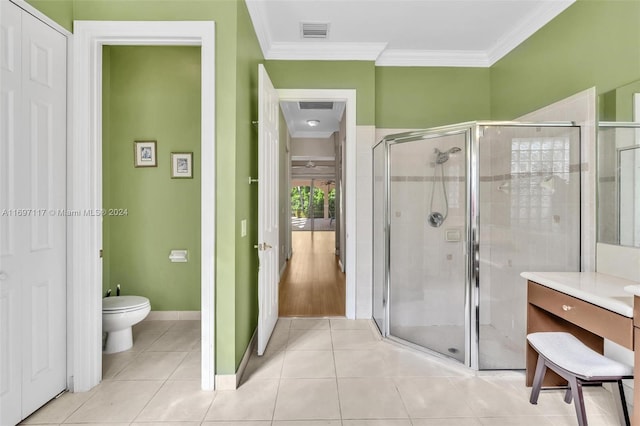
[527,332,633,426]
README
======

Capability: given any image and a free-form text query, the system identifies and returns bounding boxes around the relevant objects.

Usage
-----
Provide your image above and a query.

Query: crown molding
[266,42,387,61]
[487,0,574,65]
[375,49,491,67]
[247,0,574,67]
[245,0,272,59]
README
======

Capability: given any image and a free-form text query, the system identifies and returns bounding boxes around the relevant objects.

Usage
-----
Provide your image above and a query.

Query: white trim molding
[487,0,574,65]
[71,20,216,391]
[375,49,491,67]
[278,89,357,319]
[246,0,574,67]
[267,42,387,61]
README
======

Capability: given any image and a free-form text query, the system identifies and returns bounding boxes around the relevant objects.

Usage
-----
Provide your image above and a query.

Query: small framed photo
[171,152,193,179]
[134,141,157,167]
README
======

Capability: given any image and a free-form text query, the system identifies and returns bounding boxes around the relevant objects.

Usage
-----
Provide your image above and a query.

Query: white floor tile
[287,330,333,351]
[331,329,380,350]
[146,330,200,352]
[133,319,177,334]
[343,420,412,426]
[289,318,331,330]
[205,379,279,421]
[21,389,96,424]
[330,319,373,330]
[273,378,341,420]
[202,422,271,426]
[169,320,201,332]
[273,421,342,426]
[134,380,215,422]
[394,377,475,418]
[281,350,336,378]
[102,350,139,379]
[411,419,482,426]
[478,416,556,425]
[337,377,408,419]
[242,351,286,381]
[170,351,202,380]
[114,351,188,380]
[64,380,163,423]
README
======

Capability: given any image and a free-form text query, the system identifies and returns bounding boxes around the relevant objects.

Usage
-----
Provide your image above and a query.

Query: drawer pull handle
[562,304,574,311]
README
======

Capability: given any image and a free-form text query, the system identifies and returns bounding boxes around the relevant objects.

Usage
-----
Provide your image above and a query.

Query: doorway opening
[71,21,215,392]
[277,97,348,317]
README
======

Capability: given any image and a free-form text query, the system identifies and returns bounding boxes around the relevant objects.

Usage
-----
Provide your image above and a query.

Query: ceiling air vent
[301,22,329,39]
[299,101,334,110]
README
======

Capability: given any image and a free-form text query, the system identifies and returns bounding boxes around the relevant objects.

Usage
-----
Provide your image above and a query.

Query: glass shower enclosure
[373,122,581,369]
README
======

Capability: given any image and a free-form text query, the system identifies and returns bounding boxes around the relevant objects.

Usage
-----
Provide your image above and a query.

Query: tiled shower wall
[478,125,582,365]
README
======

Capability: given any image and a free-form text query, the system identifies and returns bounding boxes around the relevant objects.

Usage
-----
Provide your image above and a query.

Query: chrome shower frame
[372,120,580,370]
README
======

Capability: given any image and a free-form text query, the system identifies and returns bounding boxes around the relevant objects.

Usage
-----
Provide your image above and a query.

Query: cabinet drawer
[528,281,633,349]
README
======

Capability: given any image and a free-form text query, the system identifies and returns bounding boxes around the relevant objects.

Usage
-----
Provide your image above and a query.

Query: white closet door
[0,2,67,423]
[1,3,24,425]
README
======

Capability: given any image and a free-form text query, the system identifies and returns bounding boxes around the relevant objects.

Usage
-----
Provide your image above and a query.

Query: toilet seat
[103,295,150,314]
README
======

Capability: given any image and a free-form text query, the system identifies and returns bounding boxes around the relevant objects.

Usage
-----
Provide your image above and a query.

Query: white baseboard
[215,327,257,390]
[146,310,201,321]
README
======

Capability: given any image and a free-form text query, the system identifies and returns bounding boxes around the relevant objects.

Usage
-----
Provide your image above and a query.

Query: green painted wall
[233,0,263,369]
[265,61,376,125]
[490,0,640,120]
[23,0,262,374]
[25,0,73,31]
[103,46,201,310]
[375,67,491,128]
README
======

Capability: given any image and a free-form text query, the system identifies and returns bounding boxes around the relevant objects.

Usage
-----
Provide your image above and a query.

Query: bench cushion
[527,332,633,379]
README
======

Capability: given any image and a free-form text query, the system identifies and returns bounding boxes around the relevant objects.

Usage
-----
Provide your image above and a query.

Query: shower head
[434,146,462,164]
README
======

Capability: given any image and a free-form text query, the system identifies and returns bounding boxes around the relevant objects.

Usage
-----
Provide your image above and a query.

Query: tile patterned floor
[20,318,623,425]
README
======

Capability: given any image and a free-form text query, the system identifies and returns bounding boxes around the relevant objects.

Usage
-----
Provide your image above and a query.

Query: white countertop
[520,271,638,318]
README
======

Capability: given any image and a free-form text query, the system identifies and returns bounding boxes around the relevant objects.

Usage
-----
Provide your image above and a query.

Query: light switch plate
[241,219,247,237]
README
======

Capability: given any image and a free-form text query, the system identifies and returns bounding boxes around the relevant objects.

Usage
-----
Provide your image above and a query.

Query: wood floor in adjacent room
[279,231,346,317]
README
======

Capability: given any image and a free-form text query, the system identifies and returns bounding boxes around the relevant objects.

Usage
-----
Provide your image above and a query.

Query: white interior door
[0,2,67,423]
[1,4,24,424]
[257,64,279,356]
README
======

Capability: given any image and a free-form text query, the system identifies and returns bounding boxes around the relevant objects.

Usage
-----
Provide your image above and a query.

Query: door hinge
[254,243,273,251]
[99,249,103,258]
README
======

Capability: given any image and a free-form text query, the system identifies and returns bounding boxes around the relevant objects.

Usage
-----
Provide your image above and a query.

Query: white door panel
[20,8,67,419]
[257,64,279,356]
[0,2,24,424]
[0,2,67,424]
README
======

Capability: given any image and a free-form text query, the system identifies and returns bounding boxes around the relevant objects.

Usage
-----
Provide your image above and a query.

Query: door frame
[277,89,356,318]
[71,21,216,391]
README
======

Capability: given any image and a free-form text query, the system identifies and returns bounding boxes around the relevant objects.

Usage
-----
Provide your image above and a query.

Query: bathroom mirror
[597,122,640,247]
[597,77,640,248]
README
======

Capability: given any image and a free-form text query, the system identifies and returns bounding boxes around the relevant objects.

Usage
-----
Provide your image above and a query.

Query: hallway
[279,231,346,317]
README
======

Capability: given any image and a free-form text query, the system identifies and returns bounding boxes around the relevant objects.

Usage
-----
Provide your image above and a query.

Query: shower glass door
[387,131,468,362]
[476,124,581,369]
[372,141,386,334]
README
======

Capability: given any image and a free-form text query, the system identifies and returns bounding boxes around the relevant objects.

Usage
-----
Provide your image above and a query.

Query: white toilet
[102,295,151,354]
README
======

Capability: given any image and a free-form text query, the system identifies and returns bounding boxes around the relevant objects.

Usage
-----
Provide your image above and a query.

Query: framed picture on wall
[134,140,157,167]
[171,152,193,179]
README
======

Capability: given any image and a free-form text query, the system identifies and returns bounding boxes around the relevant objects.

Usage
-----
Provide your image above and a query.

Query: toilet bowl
[102,295,151,354]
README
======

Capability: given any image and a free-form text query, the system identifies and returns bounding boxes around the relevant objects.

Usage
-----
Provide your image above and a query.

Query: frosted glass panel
[372,143,386,334]
[388,132,467,362]
[477,125,581,369]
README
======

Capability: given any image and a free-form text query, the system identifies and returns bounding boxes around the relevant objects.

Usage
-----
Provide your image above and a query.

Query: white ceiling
[281,101,346,138]
[246,0,574,67]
